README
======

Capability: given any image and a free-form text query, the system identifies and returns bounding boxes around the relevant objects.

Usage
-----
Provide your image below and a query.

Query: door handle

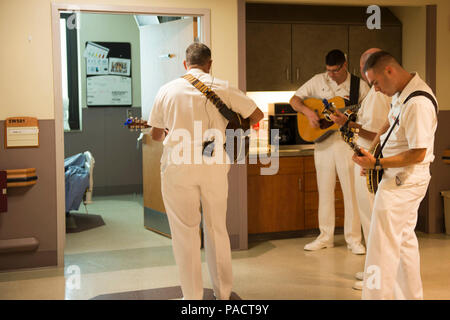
[286,67,290,81]
[298,178,302,191]
[296,67,300,81]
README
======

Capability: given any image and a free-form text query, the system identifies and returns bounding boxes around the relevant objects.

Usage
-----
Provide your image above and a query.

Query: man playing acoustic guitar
[149,43,263,300]
[352,51,438,299]
[290,49,369,253]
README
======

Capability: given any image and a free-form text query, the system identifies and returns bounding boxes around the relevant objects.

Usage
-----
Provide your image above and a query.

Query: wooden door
[246,22,292,91]
[348,25,402,78]
[140,18,194,237]
[248,157,304,234]
[291,24,349,89]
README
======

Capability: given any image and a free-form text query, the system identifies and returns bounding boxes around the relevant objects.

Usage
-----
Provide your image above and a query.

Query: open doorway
[52,4,210,279]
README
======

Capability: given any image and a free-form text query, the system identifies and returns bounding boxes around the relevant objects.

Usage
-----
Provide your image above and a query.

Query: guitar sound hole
[319,119,334,130]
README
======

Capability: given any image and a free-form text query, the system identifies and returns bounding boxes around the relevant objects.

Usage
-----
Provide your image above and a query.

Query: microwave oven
[268,103,314,147]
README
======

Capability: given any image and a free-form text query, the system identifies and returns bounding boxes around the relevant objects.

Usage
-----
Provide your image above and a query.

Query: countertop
[249,144,315,158]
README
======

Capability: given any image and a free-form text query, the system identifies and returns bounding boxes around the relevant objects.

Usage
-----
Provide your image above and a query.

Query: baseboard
[93,184,142,196]
[248,227,343,242]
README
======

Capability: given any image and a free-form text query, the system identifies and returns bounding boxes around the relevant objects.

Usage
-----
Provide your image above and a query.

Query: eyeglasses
[326,64,344,74]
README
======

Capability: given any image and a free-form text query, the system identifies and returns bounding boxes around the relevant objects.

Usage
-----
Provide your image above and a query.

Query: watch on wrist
[374,158,383,171]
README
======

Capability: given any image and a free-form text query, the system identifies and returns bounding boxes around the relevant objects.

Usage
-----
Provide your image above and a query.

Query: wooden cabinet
[245,4,402,91]
[248,155,344,234]
[291,24,349,89]
[347,25,402,77]
[246,23,292,91]
[247,157,304,233]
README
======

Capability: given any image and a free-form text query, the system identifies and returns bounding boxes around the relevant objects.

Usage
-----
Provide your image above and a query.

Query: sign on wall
[4,117,39,148]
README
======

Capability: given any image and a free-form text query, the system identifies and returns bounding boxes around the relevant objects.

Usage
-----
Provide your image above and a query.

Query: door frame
[51,2,211,267]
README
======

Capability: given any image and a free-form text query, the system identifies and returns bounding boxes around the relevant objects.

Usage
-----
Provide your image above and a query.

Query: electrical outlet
[126,109,133,119]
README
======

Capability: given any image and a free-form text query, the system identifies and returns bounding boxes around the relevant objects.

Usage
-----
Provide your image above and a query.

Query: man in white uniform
[290,49,369,254]
[353,51,438,299]
[330,48,391,290]
[149,43,263,300]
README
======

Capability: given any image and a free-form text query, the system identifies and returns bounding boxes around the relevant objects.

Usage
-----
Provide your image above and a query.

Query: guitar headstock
[124,117,151,130]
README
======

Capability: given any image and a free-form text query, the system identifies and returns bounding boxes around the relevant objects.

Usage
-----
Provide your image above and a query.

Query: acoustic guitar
[340,129,383,194]
[297,96,360,142]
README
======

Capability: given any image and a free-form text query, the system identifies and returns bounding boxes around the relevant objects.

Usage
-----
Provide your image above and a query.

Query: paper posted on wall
[87,75,132,106]
[84,42,109,59]
[86,58,109,75]
[109,58,131,76]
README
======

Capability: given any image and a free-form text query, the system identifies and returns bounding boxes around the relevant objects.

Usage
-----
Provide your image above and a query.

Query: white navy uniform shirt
[149,68,258,165]
[380,73,438,165]
[295,71,369,104]
[357,86,391,149]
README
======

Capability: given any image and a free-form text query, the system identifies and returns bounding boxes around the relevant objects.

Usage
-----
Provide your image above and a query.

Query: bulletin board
[85,41,132,107]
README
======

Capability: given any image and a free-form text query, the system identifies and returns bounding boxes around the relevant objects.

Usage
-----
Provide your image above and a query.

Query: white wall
[78,12,141,108]
[140,18,194,120]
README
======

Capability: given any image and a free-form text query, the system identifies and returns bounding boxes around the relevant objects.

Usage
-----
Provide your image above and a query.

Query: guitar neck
[346,140,363,156]
[338,104,360,113]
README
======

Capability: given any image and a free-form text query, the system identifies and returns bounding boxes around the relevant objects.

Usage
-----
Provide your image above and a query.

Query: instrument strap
[349,74,360,106]
[378,90,438,156]
[182,74,238,123]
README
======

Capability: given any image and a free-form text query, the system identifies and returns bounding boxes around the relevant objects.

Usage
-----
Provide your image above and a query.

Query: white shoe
[304,240,334,251]
[355,271,364,281]
[348,243,366,255]
[352,280,363,291]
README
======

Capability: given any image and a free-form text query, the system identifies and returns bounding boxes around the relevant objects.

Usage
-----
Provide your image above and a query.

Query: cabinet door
[248,173,304,233]
[248,157,304,234]
[291,24,349,89]
[348,26,402,78]
[246,23,292,91]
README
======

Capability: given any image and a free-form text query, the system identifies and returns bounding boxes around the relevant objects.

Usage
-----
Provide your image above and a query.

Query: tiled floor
[0,194,449,300]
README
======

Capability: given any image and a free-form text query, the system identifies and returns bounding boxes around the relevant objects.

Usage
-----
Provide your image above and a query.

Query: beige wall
[0,0,449,121]
[389,6,426,78]
[0,0,238,120]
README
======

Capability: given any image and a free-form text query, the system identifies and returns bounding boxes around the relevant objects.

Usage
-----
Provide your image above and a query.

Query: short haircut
[325,49,346,66]
[363,50,397,74]
[185,42,211,66]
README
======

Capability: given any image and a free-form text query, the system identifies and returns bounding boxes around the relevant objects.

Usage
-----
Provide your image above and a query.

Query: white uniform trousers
[314,132,362,246]
[161,163,232,300]
[362,166,430,299]
[354,165,375,245]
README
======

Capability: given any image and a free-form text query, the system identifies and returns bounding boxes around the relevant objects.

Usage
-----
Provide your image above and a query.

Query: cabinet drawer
[248,156,303,176]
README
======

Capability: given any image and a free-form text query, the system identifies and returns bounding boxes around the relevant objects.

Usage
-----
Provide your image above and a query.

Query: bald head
[359,48,381,82]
